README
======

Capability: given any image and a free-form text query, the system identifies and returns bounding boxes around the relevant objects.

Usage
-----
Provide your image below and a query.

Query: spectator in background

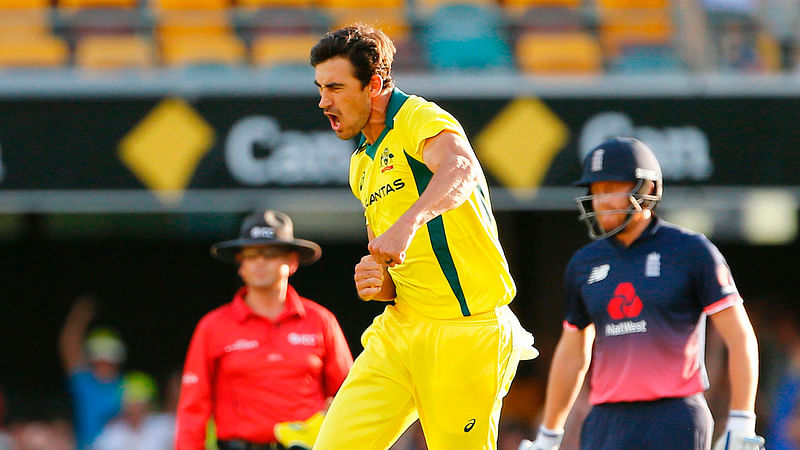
[9,419,74,450]
[93,371,174,450]
[176,210,353,450]
[764,305,800,449]
[59,295,126,449]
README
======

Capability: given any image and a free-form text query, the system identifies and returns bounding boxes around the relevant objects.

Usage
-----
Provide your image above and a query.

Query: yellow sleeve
[401,100,465,161]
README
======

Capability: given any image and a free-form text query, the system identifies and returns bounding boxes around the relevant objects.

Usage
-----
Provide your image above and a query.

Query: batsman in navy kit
[521,138,764,450]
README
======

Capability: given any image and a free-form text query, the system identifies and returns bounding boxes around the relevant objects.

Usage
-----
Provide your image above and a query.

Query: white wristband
[726,410,756,435]
[539,425,564,438]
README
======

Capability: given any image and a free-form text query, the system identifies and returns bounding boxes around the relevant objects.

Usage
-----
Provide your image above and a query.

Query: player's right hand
[519,426,564,450]
[354,255,384,301]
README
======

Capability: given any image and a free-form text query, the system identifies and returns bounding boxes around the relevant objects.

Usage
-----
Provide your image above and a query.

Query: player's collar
[362,87,410,160]
[606,215,662,250]
[231,285,306,322]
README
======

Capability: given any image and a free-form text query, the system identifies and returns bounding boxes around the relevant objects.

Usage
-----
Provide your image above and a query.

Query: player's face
[590,180,637,232]
[315,56,371,140]
[237,246,298,289]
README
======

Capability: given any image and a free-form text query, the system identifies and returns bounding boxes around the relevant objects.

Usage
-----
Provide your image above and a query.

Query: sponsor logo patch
[587,264,610,284]
[224,339,260,353]
[464,419,476,432]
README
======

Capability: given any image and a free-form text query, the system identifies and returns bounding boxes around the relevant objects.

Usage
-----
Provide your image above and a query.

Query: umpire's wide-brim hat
[211,210,322,265]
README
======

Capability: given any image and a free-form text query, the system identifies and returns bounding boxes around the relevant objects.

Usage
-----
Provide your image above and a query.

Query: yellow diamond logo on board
[475,98,568,195]
[119,98,215,205]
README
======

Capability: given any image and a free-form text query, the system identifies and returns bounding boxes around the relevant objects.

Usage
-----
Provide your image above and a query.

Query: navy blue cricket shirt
[564,216,741,405]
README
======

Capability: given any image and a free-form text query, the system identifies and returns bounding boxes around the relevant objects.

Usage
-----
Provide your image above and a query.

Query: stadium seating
[420,3,513,70]
[597,7,674,58]
[153,0,231,10]
[606,44,682,73]
[250,33,317,67]
[0,0,794,74]
[75,34,154,69]
[0,8,49,36]
[515,31,602,74]
[330,8,410,40]
[0,34,70,67]
[58,0,137,9]
[0,0,50,7]
[501,0,581,12]
[317,0,402,10]
[161,33,246,66]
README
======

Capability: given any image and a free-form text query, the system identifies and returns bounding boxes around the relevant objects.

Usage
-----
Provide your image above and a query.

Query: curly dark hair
[310,24,396,89]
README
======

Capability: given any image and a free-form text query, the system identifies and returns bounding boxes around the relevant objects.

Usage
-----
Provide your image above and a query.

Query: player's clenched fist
[354,255,384,300]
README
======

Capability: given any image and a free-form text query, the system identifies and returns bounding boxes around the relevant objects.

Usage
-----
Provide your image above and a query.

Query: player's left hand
[274,411,325,450]
[368,219,416,267]
[713,411,765,450]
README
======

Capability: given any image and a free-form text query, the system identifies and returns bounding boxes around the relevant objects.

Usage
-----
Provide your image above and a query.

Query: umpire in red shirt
[176,210,354,450]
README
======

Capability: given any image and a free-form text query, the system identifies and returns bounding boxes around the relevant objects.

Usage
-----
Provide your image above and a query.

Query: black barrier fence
[0,95,797,194]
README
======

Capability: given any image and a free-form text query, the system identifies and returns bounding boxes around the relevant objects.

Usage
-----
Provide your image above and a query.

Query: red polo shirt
[175,285,353,449]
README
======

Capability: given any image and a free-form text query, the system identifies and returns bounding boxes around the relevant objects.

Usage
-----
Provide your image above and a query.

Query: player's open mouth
[325,112,341,131]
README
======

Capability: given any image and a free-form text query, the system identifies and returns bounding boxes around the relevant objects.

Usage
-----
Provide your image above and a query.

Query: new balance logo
[587,264,610,284]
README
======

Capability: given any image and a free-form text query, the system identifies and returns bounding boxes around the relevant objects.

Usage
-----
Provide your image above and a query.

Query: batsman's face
[237,246,298,289]
[591,180,637,231]
[315,56,371,140]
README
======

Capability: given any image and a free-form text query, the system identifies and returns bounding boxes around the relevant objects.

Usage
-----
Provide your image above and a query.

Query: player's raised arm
[367,130,479,267]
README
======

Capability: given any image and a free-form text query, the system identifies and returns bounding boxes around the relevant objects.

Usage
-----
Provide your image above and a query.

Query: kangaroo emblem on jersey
[359,171,366,191]
[380,148,395,173]
[587,264,610,284]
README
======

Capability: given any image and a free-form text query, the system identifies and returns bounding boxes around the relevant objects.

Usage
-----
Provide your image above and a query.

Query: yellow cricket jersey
[349,88,516,319]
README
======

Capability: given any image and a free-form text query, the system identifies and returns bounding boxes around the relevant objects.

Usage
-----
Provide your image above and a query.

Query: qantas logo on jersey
[605,282,648,337]
[364,178,406,207]
[587,264,610,284]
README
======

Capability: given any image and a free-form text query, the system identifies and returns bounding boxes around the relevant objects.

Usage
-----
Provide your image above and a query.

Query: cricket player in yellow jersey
[310,24,538,449]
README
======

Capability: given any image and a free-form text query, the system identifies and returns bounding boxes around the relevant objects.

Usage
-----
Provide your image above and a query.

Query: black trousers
[580,394,714,450]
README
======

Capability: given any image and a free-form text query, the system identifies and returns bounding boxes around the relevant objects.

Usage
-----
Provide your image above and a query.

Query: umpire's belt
[217,440,286,450]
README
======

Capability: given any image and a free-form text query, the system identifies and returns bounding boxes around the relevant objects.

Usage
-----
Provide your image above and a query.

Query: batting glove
[274,411,325,450]
[519,426,564,450]
[713,411,765,450]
